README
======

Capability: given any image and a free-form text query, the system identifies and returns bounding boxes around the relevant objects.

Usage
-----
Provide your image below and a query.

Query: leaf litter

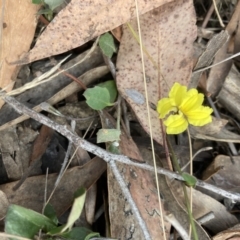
[1,0,240,239]
[116,0,197,144]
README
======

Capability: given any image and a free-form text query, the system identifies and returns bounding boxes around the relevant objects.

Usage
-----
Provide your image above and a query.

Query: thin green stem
[166,136,198,240]
[187,127,193,238]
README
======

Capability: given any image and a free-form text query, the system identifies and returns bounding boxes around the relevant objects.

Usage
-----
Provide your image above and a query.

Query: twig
[54,120,75,187]
[2,94,240,203]
[1,94,151,238]
[109,160,151,239]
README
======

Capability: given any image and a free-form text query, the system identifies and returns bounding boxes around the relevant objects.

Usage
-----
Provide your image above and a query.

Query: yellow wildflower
[157,83,213,134]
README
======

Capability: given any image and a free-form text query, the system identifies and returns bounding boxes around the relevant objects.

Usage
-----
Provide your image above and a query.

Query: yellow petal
[169,83,187,106]
[180,90,204,113]
[157,98,177,118]
[187,106,213,126]
[164,113,188,134]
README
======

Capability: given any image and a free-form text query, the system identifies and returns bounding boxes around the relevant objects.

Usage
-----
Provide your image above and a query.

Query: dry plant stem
[165,214,190,240]
[42,168,49,214]
[44,147,80,208]
[197,3,214,43]
[134,0,166,238]
[194,51,240,73]
[181,147,213,171]
[60,68,87,90]
[207,96,238,156]
[54,120,76,187]
[2,95,240,202]
[212,0,225,27]
[102,54,116,79]
[187,128,193,239]
[109,160,151,239]
[167,136,198,240]
[121,99,130,135]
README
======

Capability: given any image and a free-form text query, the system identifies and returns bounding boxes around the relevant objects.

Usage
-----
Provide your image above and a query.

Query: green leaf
[59,227,100,240]
[5,204,56,239]
[37,8,53,15]
[97,129,121,143]
[84,231,101,240]
[61,188,86,233]
[97,80,117,103]
[83,86,114,110]
[32,0,43,4]
[182,173,197,187]
[108,141,121,154]
[44,0,64,10]
[44,204,58,225]
[47,225,66,235]
[99,33,116,58]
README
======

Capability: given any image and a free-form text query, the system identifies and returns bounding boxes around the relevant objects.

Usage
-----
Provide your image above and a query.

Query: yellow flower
[157,83,213,134]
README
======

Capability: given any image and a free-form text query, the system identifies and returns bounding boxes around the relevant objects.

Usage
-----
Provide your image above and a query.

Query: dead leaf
[0,0,40,108]
[0,127,38,181]
[14,0,174,64]
[0,47,105,129]
[189,117,240,143]
[203,155,240,193]
[111,26,123,42]
[108,147,171,239]
[217,66,240,122]
[213,229,240,240]
[116,0,197,145]
[206,1,240,97]
[168,179,238,235]
[0,157,106,216]
[0,190,8,219]
[190,31,229,89]
[30,125,54,165]
[189,117,227,136]
[98,110,170,238]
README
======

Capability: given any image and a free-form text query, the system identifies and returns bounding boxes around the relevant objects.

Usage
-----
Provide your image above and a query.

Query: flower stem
[166,136,198,240]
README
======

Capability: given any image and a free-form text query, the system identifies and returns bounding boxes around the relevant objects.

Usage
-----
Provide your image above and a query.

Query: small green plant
[83,80,117,111]
[157,82,213,240]
[4,187,101,240]
[32,0,65,20]
[84,80,120,145]
[99,33,116,58]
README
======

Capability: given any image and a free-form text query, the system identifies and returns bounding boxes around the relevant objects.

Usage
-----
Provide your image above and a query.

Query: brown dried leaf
[0,0,39,107]
[190,31,229,89]
[0,190,8,219]
[98,110,170,238]
[14,0,174,64]
[217,66,240,121]
[189,117,240,143]
[206,1,240,97]
[168,178,238,235]
[30,125,54,165]
[116,0,197,145]
[108,144,171,239]
[0,127,38,181]
[213,228,240,240]
[203,155,240,193]
[0,157,106,216]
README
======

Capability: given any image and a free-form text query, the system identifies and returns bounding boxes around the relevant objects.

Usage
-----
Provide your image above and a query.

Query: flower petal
[157,98,177,118]
[187,106,213,126]
[180,90,204,113]
[164,113,188,134]
[169,82,187,106]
